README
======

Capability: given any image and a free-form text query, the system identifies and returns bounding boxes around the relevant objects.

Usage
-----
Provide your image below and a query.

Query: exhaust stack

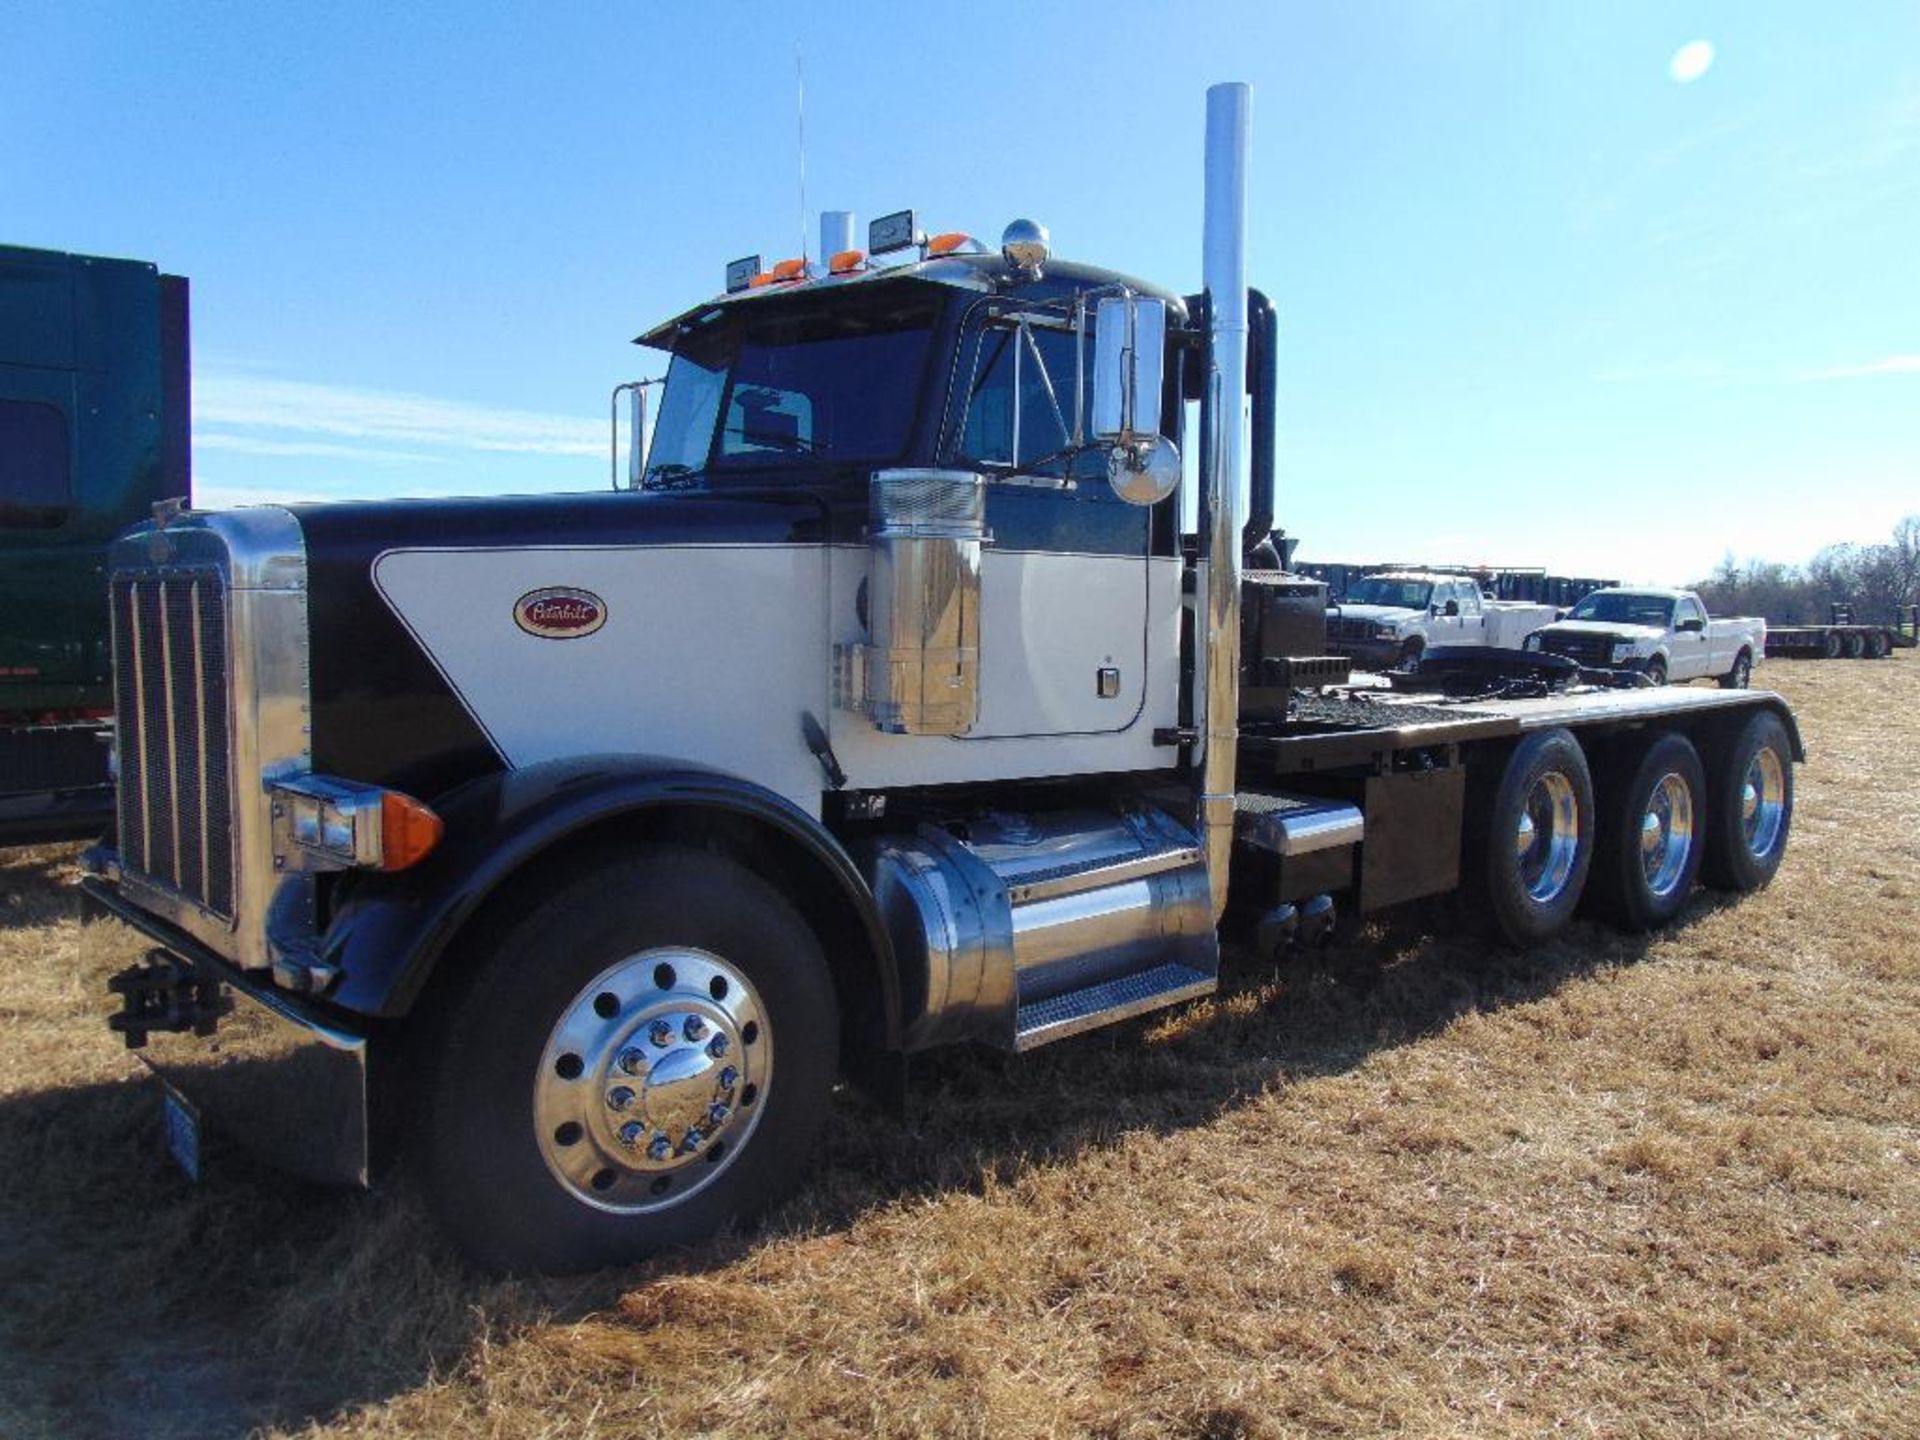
[1200,82,1251,921]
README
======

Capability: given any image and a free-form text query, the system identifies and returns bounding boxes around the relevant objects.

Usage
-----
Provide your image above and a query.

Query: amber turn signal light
[378,790,444,871]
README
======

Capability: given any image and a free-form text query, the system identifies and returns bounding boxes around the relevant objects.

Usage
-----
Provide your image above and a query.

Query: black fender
[316,755,901,1049]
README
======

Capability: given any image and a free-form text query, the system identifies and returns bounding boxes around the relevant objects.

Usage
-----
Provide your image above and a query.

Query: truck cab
[82,87,1801,1275]
[0,245,189,841]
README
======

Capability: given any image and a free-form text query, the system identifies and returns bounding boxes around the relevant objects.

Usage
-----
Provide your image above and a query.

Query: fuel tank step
[1014,961,1216,1052]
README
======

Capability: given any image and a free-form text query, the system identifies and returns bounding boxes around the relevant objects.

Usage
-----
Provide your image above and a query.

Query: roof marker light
[768,257,809,282]
[724,255,761,294]
[829,249,866,274]
[926,232,974,256]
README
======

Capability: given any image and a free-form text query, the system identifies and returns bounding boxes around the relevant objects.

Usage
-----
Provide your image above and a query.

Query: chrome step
[1013,961,1217,1052]
[1000,842,1202,905]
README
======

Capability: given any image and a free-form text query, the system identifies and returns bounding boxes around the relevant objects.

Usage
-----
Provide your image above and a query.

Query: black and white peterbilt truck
[85,85,1802,1273]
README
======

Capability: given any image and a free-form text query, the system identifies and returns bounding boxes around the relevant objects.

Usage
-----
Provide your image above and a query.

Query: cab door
[945,302,1164,739]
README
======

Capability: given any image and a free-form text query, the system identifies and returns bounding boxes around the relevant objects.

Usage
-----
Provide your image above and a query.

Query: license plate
[162,1085,202,1182]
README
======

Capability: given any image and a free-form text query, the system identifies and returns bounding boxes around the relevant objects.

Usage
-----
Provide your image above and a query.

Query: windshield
[1345,578,1434,610]
[644,293,940,487]
[1568,592,1675,626]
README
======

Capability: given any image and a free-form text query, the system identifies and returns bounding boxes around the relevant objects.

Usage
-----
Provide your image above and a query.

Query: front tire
[1718,649,1752,689]
[1644,655,1668,686]
[1465,728,1595,948]
[1586,732,1705,931]
[1701,710,1794,893]
[418,846,838,1273]
[1822,631,1843,660]
[1398,638,1425,673]
[1843,631,1866,659]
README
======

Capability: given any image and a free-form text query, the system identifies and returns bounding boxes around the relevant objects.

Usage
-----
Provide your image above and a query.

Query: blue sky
[5,1,1915,583]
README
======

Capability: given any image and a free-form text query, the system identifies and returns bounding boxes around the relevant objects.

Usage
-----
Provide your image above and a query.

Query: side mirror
[1444,599,1460,617]
[1679,616,1704,633]
[1092,295,1179,505]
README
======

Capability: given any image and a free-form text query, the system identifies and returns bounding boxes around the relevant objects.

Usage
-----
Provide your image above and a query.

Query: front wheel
[1644,655,1668,686]
[1822,631,1843,660]
[1398,638,1425,673]
[417,846,838,1273]
[1701,709,1794,893]
[1466,728,1595,948]
[1867,630,1891,660]
[1843,631,1866,659]
[1718,649,1752,690]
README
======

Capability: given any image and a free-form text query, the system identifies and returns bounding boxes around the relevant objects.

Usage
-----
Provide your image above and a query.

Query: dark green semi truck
[1,244,189,844]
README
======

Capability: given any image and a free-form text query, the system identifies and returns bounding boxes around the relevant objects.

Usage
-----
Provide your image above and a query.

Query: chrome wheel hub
[1742,748,1786,858]
[1638,772,1695,898]
[1515,771,1580,903]
[534,948,770,1213]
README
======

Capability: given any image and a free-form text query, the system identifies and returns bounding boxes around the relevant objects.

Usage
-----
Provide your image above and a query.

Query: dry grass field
[2,660,1916,1439]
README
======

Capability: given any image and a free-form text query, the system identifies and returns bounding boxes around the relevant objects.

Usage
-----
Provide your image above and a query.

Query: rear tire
[1586,733,1705,931]
[1464,728,1595,948]
[1701,710,1794,893]
[417,845,838,1274]
[1718,649,1752,690]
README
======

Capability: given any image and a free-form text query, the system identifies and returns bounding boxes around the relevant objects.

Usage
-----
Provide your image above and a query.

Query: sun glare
[1669,40,1715,83]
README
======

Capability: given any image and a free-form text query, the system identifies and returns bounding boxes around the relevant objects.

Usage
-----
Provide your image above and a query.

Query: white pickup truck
[1528,588,1765,688]
[1325,571,1559,671]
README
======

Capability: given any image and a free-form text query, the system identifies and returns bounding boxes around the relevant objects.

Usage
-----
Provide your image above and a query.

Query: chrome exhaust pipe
[1200,81,1251,921]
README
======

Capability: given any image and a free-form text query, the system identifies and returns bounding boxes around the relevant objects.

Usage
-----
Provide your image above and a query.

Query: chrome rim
[1514,771,1581,902]
[1741,747,1787,859]
[1639,772,1696,898]
[534,947,770,1214]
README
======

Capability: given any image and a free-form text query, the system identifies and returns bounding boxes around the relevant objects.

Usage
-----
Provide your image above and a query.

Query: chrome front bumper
[84,876,371,1187]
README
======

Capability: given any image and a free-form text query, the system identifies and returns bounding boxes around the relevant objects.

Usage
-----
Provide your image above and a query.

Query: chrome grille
[112,571,235,918]
[1331,616,1377,642]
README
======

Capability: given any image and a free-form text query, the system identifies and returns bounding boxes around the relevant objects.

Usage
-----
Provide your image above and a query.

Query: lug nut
[617,1120,645,1148]
[648,1019,674,1047]
[707,1034,730,1059]
[708,1102,730,1127]
[719,1066,739,1090]
[647,1134,673,1162]
[606,1086,635,1112]
[680,1127,704,1153]
[616,1048,646,1076]
[683,1016,708,1043]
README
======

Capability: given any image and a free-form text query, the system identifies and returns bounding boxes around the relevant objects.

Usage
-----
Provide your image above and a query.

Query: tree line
[1692,515,1920,624]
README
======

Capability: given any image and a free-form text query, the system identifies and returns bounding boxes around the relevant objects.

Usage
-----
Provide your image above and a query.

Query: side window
[0,399,70,529]
[951,314,1101,483]
[1458,584,1482,616]
[1679,598,1705,627]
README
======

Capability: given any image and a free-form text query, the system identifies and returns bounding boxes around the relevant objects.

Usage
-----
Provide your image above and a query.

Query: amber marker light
[378,790,444,871]
[926,232,973,256]
[829,249,866,274]
[768,257,809,282]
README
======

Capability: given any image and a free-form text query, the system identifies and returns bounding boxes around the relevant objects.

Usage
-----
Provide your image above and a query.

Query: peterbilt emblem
[514,587,608,639]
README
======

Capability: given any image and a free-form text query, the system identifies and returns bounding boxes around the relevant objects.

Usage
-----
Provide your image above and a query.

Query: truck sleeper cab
[84,86,1803,1274]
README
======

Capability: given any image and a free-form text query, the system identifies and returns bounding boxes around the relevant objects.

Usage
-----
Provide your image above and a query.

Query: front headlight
[1610,641,1637,664]
[1523,633,1543,652]
[1374,622,1400,639]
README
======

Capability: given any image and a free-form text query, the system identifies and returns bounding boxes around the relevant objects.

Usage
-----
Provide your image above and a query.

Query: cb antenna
[795,43,808,261]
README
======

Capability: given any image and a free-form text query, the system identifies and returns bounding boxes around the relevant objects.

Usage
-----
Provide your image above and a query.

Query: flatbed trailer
[1764,603,1913,660]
